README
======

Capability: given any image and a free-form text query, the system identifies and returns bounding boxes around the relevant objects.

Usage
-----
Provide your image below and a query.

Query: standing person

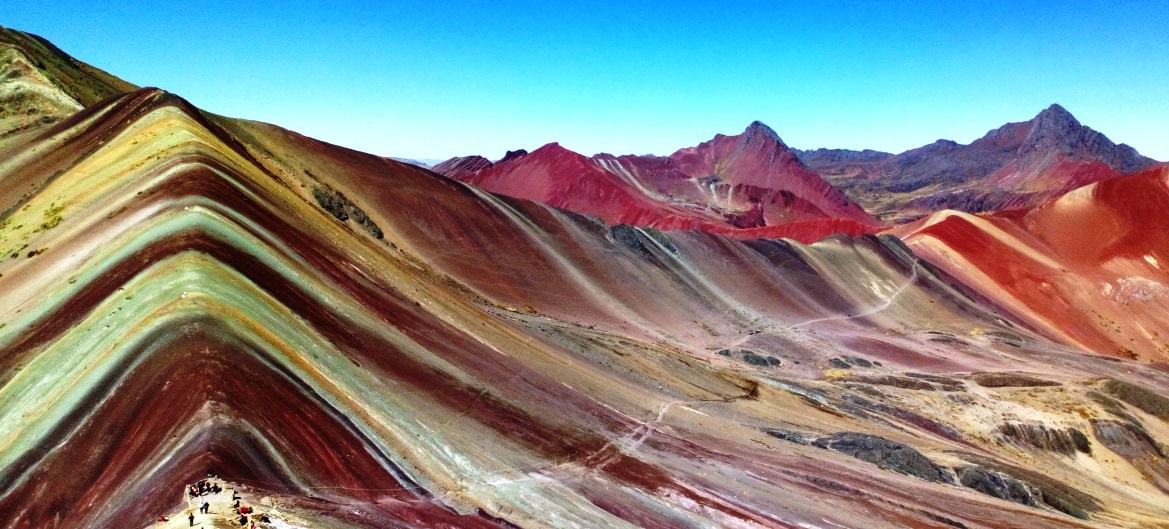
[188,509,195,526]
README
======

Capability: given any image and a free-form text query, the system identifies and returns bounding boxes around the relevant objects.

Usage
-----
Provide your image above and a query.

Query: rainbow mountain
[2,25,1169,529]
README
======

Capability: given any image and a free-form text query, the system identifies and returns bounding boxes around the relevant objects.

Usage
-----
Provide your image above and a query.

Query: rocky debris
[843,375,936,391]
[842,373,963,392]
[763,426,964,481]
[996,422,1091,455]
[311,185,383,239]
[924,331,966,345]
[607,224,674,258]
[827,356,880,369]
[955,465,1040,507]
[958,456,1099,519]
[763,429,809,444]
[742,351,780,367]
[969,372,1060,388]
[811,432,949,483]
[1090,419,1169,492]
[1099,378,1169,421]
[718,348,781,367]
[608,224,651,257]
[903,373,965,391]
[954,462,1106,519]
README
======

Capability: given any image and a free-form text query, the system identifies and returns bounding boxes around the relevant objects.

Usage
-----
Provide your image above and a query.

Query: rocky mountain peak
[1021,104,1155,173]
[1034,103,1080,128]
[742,120,786,147]
[1024,104,1084,151]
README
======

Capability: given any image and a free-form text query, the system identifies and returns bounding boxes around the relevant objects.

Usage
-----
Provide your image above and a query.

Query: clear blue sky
[6,1,1168,161]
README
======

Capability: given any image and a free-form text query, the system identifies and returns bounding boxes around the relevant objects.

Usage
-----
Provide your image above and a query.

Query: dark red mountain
[439,122,882,243]
[429,155,492,178]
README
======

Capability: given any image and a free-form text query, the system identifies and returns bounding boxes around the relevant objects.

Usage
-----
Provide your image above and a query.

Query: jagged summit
[499,148,528,163]
[1020,103,1153,173]
[1035,103,1078,125]
[742,120,783,145]
[804,103,1159,223]
[1038,102,1070,120]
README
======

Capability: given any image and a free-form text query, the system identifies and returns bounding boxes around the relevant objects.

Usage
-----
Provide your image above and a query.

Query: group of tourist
[188,478,222,498]
[158,474,274,527]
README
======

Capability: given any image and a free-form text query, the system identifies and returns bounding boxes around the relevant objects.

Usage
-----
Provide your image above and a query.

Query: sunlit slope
[898,166,1169,362]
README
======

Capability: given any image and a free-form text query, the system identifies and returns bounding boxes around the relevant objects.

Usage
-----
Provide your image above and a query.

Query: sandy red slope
[898,165,1169,361]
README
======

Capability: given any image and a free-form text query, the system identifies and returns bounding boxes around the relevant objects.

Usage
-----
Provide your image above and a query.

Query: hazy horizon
[6,1,1168,161]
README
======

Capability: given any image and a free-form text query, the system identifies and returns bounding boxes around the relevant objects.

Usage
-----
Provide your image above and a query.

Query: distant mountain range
[798,103,1157,223]
[434,105,1159,232]
[390,157,445,169]
[435,122,880,243]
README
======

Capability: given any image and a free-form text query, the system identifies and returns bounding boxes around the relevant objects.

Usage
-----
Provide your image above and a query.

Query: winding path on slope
[790,263,920,329]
